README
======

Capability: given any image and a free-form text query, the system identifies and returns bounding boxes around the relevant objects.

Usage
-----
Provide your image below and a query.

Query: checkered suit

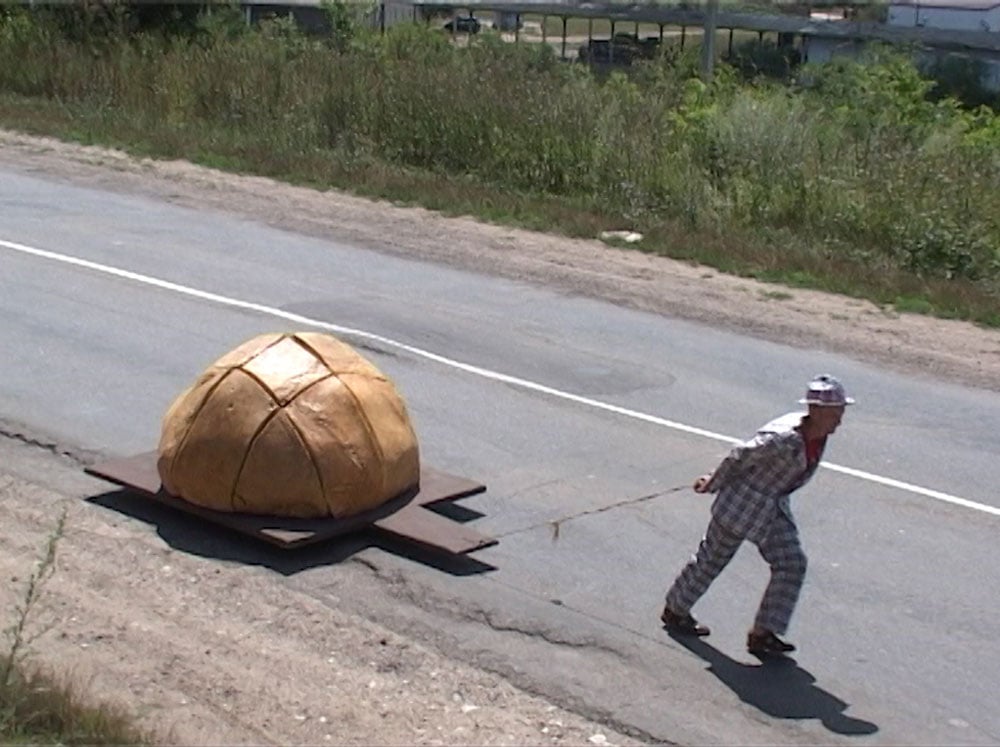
[665,412,819,635]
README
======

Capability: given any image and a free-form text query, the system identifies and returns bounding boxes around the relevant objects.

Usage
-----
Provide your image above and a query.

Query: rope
[548,483,689,542]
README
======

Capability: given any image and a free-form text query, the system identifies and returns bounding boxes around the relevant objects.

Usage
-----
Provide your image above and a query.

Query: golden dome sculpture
[156,332,420,519]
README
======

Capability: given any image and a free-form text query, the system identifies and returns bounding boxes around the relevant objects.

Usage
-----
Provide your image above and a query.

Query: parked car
[578,39,639,65]
[577,34,660,65]
[492,12,523,32]
[443,16,481,34]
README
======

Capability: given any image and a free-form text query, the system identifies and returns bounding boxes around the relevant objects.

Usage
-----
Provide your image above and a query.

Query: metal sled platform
[85,451,495,555]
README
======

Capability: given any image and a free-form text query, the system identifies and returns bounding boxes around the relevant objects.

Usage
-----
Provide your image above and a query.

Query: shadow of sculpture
[87,488,496,577]
[669,632,879,736]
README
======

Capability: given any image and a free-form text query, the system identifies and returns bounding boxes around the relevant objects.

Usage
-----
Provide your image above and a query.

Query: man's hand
[692,474,713,493]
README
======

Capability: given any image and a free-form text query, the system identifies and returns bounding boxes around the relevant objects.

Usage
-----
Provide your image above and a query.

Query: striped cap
[799,374,855,407]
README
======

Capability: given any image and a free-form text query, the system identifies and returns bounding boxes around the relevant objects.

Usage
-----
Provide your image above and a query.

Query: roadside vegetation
[1,507,151,745]
[0,4,997,325]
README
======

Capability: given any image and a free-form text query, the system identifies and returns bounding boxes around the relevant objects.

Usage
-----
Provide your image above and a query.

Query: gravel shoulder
[0,440,641,746]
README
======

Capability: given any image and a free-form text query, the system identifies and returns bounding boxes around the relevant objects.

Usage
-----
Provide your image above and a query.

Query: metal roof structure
[411,2,1000,53]
[889,0,1000,8]
[13,0,1000,52]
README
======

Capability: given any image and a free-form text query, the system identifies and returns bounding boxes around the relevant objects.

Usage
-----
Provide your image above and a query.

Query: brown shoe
[747,630,796,655]
[660,606,710,637]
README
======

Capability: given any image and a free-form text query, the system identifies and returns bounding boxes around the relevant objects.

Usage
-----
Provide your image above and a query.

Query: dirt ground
[0,446,640,746]
[2,129,1000,746]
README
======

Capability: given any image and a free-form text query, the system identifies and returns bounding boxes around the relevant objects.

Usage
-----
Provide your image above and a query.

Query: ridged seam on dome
[236,361,334,414]
[243,334,332,406]
[264,373,342,515]
[167,333,288,491]
[227,366,318,513]
[294,334,391,496]
[232,406,323,515]
[334,373,388,494]
[167,366,237,495]
[225,333,286,370]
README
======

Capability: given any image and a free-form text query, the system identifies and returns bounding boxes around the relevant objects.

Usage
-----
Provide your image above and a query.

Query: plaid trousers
[664,513,807,634]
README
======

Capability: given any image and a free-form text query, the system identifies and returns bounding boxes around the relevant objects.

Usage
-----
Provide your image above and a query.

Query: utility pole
[700,0,719,82]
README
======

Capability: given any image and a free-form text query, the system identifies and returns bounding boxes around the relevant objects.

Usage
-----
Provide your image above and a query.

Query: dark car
[492,12,523,32]
[443,16,481,34]
[578,39,638,65]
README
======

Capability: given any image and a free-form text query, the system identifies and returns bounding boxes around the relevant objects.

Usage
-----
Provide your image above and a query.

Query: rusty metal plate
[373,501,496,555]
[413,465,485,506]
[85,451,493,553]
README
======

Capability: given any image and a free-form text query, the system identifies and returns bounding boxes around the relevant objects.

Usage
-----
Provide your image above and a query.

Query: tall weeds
[1,507,66,691]
[0,506,150,744]
[1,9,998,318]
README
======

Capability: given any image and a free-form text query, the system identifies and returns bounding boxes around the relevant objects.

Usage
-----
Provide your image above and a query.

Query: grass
[0,665,151,746]
[759,289,794,301]
[1,507,152,746]
[1,87,995,329]
[0,12,997,329]
[893,295,936,315]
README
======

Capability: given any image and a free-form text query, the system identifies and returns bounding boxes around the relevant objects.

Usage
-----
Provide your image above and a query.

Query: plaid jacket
[705,412,823,543]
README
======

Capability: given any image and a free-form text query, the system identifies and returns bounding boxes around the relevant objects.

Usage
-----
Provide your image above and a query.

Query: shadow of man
[669,632,878,736]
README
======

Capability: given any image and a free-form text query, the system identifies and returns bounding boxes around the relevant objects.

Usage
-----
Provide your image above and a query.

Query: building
[887,1,1000,91]
[800,35,866,65]
[888,0,1000,32]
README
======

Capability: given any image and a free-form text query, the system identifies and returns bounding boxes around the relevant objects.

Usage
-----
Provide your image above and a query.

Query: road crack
[349,557,624,656]
[0,421,102,468]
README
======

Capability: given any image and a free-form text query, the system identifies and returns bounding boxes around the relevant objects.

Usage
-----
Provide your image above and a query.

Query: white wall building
[381,1,419,27]
[801,36,867,64]
[888,0,1000,33]
[887,1,1000,91]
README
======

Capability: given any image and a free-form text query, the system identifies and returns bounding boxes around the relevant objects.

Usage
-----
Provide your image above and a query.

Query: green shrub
[0,10,997,307]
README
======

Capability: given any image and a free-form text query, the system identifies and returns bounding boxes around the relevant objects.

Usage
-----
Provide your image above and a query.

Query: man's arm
[692,433,786,494]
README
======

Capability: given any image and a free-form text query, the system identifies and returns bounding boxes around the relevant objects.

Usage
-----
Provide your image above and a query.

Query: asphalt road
[3,167,1000,745]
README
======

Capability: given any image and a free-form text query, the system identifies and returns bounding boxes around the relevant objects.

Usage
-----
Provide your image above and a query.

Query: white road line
[4,238,999,519]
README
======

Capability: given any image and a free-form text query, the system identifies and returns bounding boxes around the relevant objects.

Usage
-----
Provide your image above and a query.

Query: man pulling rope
[660,374,854,656]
